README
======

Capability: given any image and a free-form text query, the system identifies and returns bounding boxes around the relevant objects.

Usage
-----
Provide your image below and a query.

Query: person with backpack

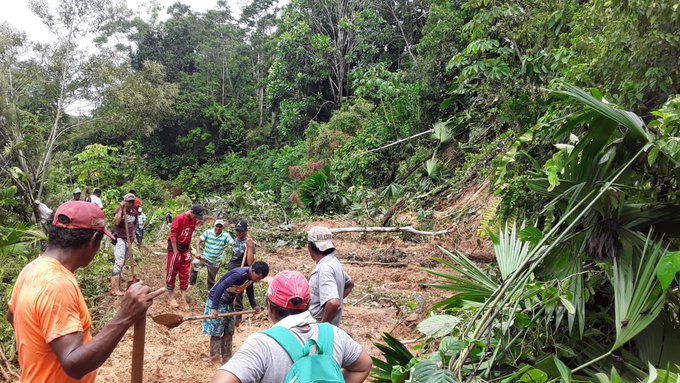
[211,270,371,383]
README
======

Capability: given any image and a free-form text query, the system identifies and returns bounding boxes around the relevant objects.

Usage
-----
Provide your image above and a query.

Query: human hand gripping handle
[118,281,158,324]
[210,309,219,319]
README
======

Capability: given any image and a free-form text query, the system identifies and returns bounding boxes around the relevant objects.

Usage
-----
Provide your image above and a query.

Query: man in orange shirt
[6,201,159,382]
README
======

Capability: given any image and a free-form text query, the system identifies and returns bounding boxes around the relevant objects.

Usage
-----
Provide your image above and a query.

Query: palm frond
[424,246,498,306]
[554,84,649,143]
[494,221,535,280]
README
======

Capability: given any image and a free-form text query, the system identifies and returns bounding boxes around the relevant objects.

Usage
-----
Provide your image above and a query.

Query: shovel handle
[184,309,258,322]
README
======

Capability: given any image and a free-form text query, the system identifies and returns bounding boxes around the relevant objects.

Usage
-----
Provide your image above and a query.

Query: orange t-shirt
[8,256,96,382]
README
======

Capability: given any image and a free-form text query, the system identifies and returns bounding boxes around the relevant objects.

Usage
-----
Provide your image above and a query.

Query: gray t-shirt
[308,253,351,326]
[221,323,363,383]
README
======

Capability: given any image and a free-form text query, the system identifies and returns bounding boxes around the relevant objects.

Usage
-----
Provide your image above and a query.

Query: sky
[0,0,246,43]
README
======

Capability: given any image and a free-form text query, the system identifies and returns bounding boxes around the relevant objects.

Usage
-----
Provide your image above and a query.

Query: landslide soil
[96,220,470,383]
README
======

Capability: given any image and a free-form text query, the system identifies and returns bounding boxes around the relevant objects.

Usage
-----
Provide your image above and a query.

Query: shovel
[152,309,258,329]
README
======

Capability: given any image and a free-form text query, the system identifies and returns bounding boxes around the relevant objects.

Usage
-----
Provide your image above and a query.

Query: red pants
[166,250,192,290]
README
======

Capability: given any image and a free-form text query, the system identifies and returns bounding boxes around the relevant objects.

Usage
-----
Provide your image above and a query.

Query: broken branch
[330,226,453,236]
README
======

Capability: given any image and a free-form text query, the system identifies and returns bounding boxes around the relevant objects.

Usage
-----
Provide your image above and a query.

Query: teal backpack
[262,323,345,383]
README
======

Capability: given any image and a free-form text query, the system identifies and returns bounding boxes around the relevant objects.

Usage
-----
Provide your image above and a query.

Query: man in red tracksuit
[167,204,205,310]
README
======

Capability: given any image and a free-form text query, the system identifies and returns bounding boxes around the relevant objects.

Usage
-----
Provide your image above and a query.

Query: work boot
[210,337,221,363]
[110,275,123,296]
[168,290,179,308]
[221,333,233,363]
[178,290,190,311]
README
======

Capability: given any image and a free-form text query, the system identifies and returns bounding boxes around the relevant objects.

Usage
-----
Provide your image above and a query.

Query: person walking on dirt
[6,201,158,382]
[204,261,269,363]
[167,204,205,309]
[190,219,234,291]
[307,226,354,327]
[110,193,138,296]
[135,202,147,249]
[226,220,255,325]
[211,270,372,383]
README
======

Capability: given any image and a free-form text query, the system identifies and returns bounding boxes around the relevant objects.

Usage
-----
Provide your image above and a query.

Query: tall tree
[0,0,124,220]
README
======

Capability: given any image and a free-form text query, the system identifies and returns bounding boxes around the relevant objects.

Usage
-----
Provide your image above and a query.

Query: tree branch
[351,129,434,158]
[330,225,453,236]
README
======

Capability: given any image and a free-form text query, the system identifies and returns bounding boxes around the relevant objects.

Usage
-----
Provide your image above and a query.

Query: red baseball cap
[52,201,115,240]
[267,271,310,310]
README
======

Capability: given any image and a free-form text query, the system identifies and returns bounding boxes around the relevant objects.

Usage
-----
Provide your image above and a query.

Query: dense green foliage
[2,0,680,380]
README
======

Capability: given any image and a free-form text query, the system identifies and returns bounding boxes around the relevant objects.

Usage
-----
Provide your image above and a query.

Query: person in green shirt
[190,219,234,290]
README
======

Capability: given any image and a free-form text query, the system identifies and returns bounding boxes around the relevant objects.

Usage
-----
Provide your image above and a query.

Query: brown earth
[95,226,461,383]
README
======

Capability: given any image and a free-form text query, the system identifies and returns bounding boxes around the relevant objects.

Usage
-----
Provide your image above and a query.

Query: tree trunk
[330,226,453,236]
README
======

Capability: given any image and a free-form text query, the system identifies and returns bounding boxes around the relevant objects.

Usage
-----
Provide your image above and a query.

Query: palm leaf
[611,237,665,350]
[432,121,454,144]
[554,84,649,143]
[424,246,498,306]
[494,221,535,280]
[371,333,415,383]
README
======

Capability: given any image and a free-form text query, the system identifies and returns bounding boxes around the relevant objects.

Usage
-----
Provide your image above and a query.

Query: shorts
[202,297,234,337]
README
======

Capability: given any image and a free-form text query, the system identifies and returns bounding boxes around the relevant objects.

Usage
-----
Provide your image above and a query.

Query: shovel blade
[152,313,184,329]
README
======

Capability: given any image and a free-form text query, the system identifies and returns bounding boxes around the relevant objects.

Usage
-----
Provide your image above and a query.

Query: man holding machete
[203,261,269,363]
[6,201,159,382]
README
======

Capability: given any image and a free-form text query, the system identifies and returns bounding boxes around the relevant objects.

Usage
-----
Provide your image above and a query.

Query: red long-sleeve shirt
[168,212,197,250]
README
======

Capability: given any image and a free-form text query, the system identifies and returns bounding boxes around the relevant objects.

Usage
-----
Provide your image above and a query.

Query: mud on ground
[96,220,471,383]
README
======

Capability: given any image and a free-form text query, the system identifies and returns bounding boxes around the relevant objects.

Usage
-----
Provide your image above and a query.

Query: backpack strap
[315,323,335,356]
[262,327,304,362]
[263,324,336,360]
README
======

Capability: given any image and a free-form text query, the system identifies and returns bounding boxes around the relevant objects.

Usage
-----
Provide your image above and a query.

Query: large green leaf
[554,84,649,143]
[416,315,461,338]
[657,251,680,290]
[432,121,454,144]
[406,361,457,383]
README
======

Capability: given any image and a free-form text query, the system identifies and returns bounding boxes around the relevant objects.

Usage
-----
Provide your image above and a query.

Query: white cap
[215,219,225,227]
[307,226,335,252]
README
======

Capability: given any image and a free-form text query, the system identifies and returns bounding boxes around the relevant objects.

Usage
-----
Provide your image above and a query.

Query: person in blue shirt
[190,219,234,290]
[203,261,269,363]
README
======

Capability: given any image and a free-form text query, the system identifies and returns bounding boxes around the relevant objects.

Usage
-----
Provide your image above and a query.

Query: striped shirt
[138,210,147,229]
[200,229,234,265]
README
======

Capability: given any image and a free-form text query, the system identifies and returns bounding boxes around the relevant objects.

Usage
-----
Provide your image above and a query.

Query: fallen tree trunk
[330,226,453,236]
[342,260,408,267]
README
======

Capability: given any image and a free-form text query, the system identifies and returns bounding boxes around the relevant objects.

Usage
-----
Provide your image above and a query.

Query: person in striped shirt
[190,219,234,290]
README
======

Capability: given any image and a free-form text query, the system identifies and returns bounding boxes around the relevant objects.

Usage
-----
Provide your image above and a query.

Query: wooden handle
[183,309,258,322]
[131,318,146,383]
[122,206,137,280]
